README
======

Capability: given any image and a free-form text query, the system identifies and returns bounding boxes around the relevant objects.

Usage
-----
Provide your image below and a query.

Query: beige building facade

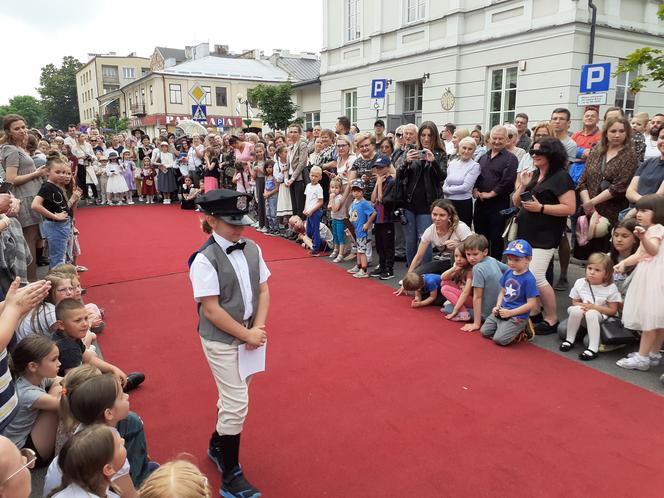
[76,54,150,124]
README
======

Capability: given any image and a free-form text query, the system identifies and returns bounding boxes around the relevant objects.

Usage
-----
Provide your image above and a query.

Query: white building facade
[320,0,664,132]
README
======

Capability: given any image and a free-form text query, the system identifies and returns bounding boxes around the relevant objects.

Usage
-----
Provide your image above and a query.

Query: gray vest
[197,238,260,344]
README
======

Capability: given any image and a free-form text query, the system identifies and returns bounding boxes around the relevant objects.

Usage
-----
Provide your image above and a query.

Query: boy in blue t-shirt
[348,179,376,278]
[480,239,539,346]
[402,271,442,308]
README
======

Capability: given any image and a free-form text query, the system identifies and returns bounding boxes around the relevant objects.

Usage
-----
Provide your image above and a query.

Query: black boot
[218,433,261,498]
[208,430,225,473]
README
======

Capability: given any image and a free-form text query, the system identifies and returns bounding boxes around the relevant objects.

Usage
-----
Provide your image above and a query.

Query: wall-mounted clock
[441,88,455,111]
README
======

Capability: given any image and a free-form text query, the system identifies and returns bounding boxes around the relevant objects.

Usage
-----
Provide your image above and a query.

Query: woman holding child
[513,137,576,334]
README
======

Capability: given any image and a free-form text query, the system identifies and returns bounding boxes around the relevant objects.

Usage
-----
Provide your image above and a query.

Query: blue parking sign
[371,79,387,99]
[579,63,611,93]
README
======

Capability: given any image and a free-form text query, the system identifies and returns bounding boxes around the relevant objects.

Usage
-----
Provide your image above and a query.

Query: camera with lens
[394,208,408,225]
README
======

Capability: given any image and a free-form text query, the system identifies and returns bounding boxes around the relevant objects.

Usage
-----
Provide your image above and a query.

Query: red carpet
[76,206,664,497]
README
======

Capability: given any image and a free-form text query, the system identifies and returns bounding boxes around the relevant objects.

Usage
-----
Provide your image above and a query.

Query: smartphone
[0,182,13,194]
[519,191,534,202]
[418,150,427,160]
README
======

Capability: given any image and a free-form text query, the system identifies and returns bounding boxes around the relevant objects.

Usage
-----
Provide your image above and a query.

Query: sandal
[579,349,598,361]
[559,340,573,352]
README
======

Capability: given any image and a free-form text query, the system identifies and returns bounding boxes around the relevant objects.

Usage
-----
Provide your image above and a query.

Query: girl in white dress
[275,145,292,225]
[104,152,128,205]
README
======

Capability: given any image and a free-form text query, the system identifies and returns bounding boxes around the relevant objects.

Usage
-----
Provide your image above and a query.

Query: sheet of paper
[238,344,266,381]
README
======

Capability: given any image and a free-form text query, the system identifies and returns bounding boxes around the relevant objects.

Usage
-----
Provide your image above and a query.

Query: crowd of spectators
[1,104,664,497]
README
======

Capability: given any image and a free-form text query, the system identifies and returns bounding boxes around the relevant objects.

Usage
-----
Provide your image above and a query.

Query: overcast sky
[0,1,324,105]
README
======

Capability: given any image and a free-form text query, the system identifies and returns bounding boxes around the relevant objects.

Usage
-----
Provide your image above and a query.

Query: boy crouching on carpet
[480,239,539,346]
[288,215,333,254]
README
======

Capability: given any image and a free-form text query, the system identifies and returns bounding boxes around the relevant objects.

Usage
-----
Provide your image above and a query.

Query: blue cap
[373,154,391,168]
[503,239,533,257]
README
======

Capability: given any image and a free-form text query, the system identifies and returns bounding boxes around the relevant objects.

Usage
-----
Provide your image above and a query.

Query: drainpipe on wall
[588,0,597,64]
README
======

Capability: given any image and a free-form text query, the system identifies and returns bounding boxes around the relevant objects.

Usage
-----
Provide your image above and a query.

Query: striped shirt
[0,348,18,432]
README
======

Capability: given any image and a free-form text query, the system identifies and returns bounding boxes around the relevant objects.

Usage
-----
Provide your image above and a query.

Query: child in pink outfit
[441,245,474,321]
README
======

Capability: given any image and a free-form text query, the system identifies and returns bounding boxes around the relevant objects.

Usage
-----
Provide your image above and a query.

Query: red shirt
[571,129,601,151]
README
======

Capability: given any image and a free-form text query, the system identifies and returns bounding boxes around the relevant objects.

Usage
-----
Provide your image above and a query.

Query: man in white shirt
[63,125,77,149]
[645,113,664,159]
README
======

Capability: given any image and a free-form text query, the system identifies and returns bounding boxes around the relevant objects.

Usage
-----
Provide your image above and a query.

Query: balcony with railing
[130,102,147,117]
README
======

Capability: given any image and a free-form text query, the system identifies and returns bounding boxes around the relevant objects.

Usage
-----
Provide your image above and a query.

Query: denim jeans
[306,208,322,251]
[42,218,72,268]
[266,196,278,230]
[403,210,432,267]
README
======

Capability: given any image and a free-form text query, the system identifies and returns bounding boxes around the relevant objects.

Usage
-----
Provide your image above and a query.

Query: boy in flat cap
[188,189,270,498]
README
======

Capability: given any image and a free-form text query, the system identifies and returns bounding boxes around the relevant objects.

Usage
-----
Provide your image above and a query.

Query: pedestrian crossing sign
[192,104,207,122]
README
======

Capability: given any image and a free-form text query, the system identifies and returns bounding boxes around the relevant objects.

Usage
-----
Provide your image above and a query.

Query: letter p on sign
[580,63,611,93]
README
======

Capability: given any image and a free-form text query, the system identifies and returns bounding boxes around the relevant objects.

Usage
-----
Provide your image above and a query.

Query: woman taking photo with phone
[512,137,576,334]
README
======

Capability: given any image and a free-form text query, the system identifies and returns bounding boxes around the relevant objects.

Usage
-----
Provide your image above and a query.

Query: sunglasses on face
[396,133,403,138]
[529,149,545,156]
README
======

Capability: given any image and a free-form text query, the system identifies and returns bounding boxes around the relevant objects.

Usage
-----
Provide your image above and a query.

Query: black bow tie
[226,241,246,254]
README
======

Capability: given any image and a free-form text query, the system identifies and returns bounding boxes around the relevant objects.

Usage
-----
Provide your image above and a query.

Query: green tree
[615,4,664,93]
[0,95,45,128]
[247,83,298,130]
[38,56,83,129]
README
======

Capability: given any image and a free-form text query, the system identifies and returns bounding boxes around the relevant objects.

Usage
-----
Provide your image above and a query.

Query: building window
[149,85,153,105]
[615,59,636,117]
[406,0,426,23]
[142,67,149,76]
[304,111,321,129]
[102,65,117,78]
[488,66,518,128]
[345,0,361,42]
[343,90,358,124]
[403,80,423,113]
[215,87,228,107]
[123,67,135,79]
[141,89,145,104]
[169,84,182,104]
[202,86,212,105]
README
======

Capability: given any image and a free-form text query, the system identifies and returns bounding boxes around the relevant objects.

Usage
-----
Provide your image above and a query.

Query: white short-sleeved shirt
[420,221,473,256]
[189,232,270,321]
[15,303,56,342]
[304,183,324,213]
[50,483,120,498]
[570,278,622,306]
[44,426,129,497]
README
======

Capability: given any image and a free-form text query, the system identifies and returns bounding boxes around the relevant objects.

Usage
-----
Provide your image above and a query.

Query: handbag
[587,281,638,345]
[502,212,519,242]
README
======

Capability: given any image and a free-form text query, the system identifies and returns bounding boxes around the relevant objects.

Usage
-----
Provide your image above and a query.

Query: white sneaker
[627,351,661,366]
[333,256,343,263]
[347,265,360,274]
[329,251,338,259]
[616,354,650,371]
[353,269,368,278]
[164,199,171,204]
[127,200,134,205]
[117,201,125,205]
[139,197,144,202]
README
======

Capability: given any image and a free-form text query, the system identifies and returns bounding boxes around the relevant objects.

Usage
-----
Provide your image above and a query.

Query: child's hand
[613,263,625,274]
[111,367,128,387]
[52,212,69,221]
[634,226,646,239]
[445,311,458,320]
[492,306,500,316]
[394,286,406,297]
[245,325,267,347]
[580,303,595,312]
[410,299,421,309]
[498,307,512,319]
[362,223,369,232]
[3,278,51,315]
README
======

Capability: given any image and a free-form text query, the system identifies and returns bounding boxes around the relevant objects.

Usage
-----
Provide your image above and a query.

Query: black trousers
[77,165,88,198]
[290,179,305,219]
[254,177,266,228]
[374,222,395,272]
[473,197,509,261]
[450,198,473,228]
